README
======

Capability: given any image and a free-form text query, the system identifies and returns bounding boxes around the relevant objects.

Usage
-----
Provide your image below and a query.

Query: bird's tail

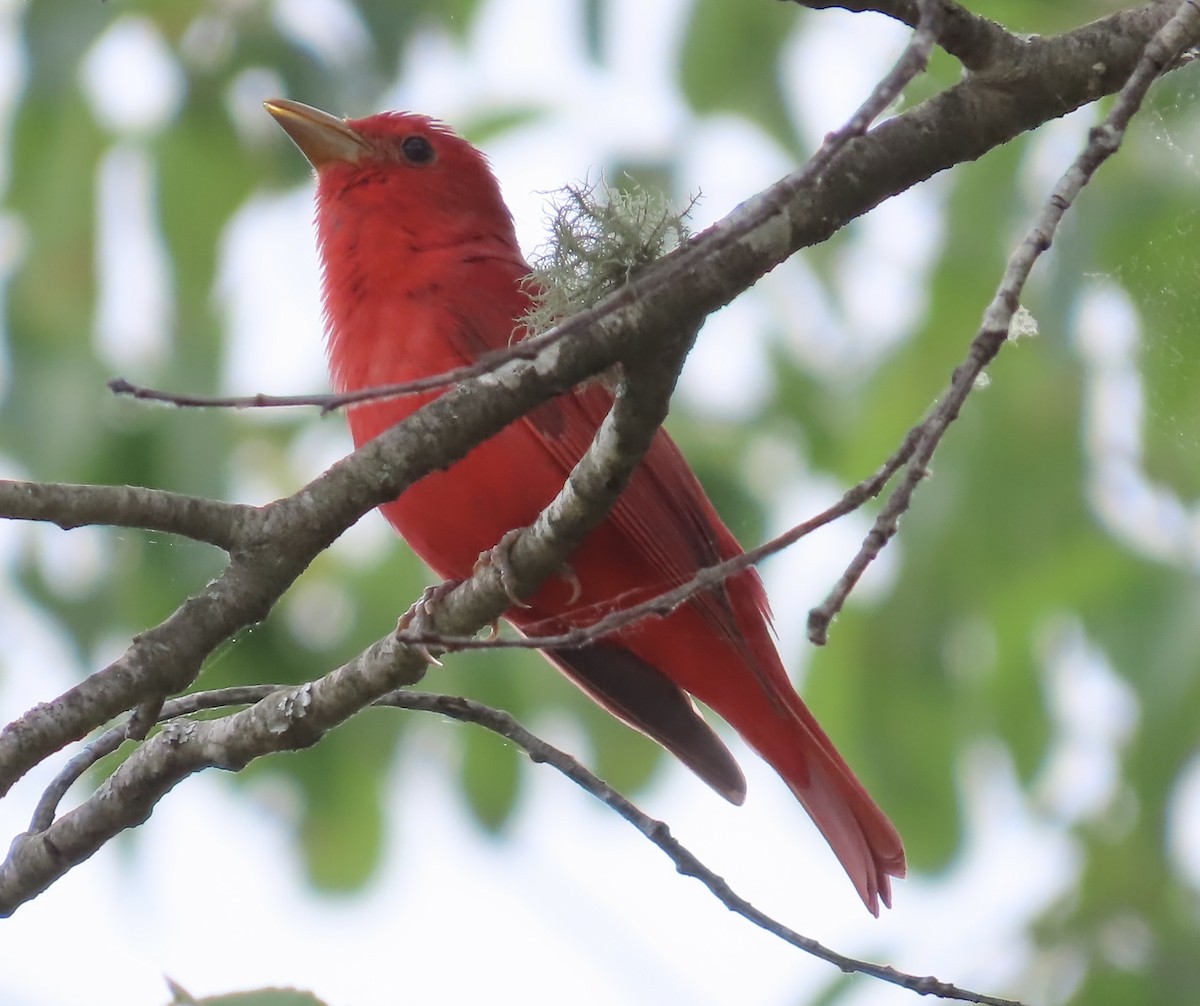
[747,685,906,915]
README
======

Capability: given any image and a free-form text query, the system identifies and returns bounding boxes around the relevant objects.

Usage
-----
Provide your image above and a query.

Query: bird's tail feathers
[759,689,906,915]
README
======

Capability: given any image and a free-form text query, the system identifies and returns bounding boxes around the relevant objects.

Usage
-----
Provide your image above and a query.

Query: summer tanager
[266,98,905,913]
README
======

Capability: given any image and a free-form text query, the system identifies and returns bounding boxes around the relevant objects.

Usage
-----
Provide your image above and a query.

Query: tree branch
[0,319,693,913]
[108,2,1184,420]
[0,479,254,551]
[392,0,1200,653]
[382,692,1029,1006]
[0,263,706,797]
[793,0,1023,72]
[2,6,1194,993]
[809,0,1200,642]
[395,426,919,652]
[17,680,1025,1004]
[27,686,277,833]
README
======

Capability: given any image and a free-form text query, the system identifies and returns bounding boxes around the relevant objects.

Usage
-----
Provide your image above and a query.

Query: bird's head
[264,98,517,250]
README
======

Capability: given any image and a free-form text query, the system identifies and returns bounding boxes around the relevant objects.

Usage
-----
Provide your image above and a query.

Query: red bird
[266,98,905,913]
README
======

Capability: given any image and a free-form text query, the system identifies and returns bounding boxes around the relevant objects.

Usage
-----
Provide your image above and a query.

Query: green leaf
[166,981,329,1006]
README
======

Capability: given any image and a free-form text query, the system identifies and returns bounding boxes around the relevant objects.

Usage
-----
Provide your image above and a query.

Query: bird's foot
[394,581,458,666]
[474,529,531,609]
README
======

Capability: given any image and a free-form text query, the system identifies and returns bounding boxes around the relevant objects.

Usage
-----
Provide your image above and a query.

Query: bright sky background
[0,0,1161,1003]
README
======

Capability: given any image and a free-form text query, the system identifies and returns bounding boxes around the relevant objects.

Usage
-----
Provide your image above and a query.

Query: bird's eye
[399,134,435,165]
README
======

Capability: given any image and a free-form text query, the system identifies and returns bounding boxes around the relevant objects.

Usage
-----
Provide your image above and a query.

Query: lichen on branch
[522,179,696,338]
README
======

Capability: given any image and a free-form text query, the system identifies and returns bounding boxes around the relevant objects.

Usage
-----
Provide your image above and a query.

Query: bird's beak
[263,98,371,169]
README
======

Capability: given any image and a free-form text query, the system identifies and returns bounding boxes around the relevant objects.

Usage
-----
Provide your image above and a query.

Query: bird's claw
[395,582,458,667]
[474,529,532,609]
[558,562,582,605]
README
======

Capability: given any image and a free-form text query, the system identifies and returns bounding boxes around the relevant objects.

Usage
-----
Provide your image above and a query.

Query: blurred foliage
[681,0,801,155]
[166,983,328,1006]
[1,2,1199,1005]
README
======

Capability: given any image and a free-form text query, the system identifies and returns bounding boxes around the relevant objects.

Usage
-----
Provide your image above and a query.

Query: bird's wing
[529,381,772,655]
[444,273,772,656]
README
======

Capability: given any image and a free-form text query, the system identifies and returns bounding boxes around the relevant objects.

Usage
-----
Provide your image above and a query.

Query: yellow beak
[263,98,370,169]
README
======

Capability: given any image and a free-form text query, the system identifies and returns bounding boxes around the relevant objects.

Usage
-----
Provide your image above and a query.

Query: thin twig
[28,686,276,832]
[109,341,545,414]
[396,426,919,652]
[807,0,1200,645]
[816,0,944,149]
[382,691,1028,1006]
